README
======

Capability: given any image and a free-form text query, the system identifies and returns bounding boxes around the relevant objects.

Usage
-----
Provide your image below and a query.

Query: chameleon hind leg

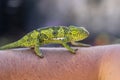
[34,45,44,58]
[62,42,77,54]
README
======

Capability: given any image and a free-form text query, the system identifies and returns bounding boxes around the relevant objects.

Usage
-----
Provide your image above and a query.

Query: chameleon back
[37,26,69,43]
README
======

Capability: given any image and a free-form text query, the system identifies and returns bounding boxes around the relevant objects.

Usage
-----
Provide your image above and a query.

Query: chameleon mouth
[86,31,89,36]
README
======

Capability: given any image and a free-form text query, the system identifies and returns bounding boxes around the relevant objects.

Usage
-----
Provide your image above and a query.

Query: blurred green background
[0,0,120,46]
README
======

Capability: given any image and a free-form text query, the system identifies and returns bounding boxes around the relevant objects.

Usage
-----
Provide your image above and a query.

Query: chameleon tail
[0,41,21,50]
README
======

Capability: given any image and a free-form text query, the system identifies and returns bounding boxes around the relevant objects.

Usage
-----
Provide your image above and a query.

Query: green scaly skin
[0,25,90,58]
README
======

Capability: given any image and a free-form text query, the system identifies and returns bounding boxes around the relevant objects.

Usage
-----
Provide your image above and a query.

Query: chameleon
[0,25,90,58]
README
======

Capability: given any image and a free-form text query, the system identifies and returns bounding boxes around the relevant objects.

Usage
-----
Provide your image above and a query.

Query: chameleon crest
[0,25,90,58]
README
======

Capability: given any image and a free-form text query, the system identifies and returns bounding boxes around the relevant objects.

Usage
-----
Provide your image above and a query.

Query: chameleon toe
[39,55,44,58]
[75,48,78,51]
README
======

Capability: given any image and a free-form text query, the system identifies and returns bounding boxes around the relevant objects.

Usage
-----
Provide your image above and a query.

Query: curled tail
[0,41,21,50]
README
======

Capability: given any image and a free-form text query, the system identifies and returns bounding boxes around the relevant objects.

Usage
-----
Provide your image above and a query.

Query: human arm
[0,45,120,80]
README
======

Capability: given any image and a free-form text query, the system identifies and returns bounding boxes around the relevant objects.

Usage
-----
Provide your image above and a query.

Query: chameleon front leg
[71,41,91,47]
[34,45,44,58]
[62,42,77,54]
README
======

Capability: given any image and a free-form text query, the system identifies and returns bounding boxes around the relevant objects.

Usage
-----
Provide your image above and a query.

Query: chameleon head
[69,26,89,41]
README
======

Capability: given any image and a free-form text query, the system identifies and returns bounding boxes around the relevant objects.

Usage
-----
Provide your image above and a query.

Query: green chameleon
[0,25,90,58]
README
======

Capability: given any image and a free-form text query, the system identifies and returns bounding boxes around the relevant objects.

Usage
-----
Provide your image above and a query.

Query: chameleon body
[0,25,90,58]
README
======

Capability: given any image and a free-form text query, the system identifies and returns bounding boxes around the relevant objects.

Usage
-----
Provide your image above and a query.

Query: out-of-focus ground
[0,0,120,46]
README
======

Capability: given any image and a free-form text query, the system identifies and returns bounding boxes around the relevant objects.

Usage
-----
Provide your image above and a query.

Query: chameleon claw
[70,48,78,54]
[36,52,44,58]
[39,55,44,58]
[35,52,44,58]
[74,48,78,51]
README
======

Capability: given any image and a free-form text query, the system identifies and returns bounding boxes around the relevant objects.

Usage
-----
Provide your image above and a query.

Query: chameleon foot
[74,48,78,51]
[62,43,77,54]
[34,46,44,58]
[38,55,44,58]
[70,48,78,54]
